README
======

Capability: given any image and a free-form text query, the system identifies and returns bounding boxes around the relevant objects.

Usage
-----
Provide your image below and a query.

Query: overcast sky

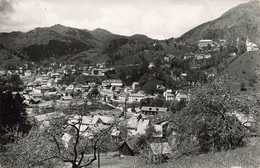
[0,0,249,39]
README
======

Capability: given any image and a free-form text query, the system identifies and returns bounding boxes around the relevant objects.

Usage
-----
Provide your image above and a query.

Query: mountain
[179,0,260,45]
[0,44,28,70]
[0,25,110,62]
[0,24,155,63]
[90,28,123,41]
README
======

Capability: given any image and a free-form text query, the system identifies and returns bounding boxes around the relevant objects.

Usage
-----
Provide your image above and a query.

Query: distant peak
[51,24,67,28]
[92,28,112,34]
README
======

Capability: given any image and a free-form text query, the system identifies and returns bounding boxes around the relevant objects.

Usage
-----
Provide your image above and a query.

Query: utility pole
[125,93,129,118]
[98,148,100,168]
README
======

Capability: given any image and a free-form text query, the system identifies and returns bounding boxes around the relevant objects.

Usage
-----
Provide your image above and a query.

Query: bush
[169,76,259,156]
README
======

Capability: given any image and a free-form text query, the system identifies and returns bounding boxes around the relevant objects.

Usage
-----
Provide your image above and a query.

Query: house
[148,62,156,69]
[141,106,168,116]
[153,121,169,138]
[38,101,54,112]
[146,113,169,124]
[61,95,73,101]
[246,38,259,51]
[118,92,128,102]
[102,79,123,87]
[198,39,213,49]
[25,104,39,116]
[132,82,139,91]
[128,93,145,102]
[52,72,61,78]
[92,68,105,76]
[118,141,135,156]
[61,133,72,148]
[175,91,188,102]
[47,79,55,87]
[100,88,114,102]
[30,93,43,99]
[34,112,65,129]
[111,128,121,142]
[127,116,150,135]
[163,89,175,101]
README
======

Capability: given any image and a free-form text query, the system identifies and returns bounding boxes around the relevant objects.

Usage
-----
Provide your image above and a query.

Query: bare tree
[2,114,116,168]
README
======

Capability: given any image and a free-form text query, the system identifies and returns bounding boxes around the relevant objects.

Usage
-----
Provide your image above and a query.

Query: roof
[68,115,114,125]
[129,93,145,97]
[31,93,43,97]
[62,95,73,100]
[34,112,65,122]
[153,125,163,137]
[111,130,120,136]
[146,113,170,124]
[137,119,150,135]
[141,106,167,112]
[176,94,188,99]
[198,39,213,43]
[119,140,136,150]
[61,133,72,148]
[92,116,114,124]
[149,142,171,155]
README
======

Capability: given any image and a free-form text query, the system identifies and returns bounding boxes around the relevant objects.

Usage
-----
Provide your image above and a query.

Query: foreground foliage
[169,76,259,156]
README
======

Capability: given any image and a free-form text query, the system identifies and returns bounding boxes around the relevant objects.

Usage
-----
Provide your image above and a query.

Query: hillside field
[227,50,260,96]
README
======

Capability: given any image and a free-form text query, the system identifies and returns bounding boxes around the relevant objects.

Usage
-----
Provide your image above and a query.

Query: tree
[140,97,166,107]
[169,76,259,156]
[9,74,24,86]
[2,114,115,168]
[0,91,31,136]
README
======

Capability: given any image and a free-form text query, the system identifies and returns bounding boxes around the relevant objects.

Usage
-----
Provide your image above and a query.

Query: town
[1,35,259,167]
[1,0,260,167]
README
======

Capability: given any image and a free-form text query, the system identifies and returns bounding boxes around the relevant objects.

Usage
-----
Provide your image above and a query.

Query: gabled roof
[34,112,65,122]
[119,140,136,151]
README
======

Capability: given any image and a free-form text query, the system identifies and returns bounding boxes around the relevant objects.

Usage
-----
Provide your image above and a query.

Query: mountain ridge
[178,0,260,45]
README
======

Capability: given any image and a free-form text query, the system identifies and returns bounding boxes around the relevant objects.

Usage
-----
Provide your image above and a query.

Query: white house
[128,93,145,102]
[198,39,213,49]
[148,62,156,69]
[175,91,188,102]
[163,89,175,101]
[246,38,259,52]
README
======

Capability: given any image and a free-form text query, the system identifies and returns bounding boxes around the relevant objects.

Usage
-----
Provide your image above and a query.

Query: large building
[198,39,213,49]
[141,106,168,116]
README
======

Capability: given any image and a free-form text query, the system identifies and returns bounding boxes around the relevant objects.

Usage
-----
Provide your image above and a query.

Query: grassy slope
[145,137,260,168]
[227,50,260,95]
[87,137,260,168]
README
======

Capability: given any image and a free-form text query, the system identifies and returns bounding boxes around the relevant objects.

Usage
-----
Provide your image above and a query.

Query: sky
[0,0,250,39]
